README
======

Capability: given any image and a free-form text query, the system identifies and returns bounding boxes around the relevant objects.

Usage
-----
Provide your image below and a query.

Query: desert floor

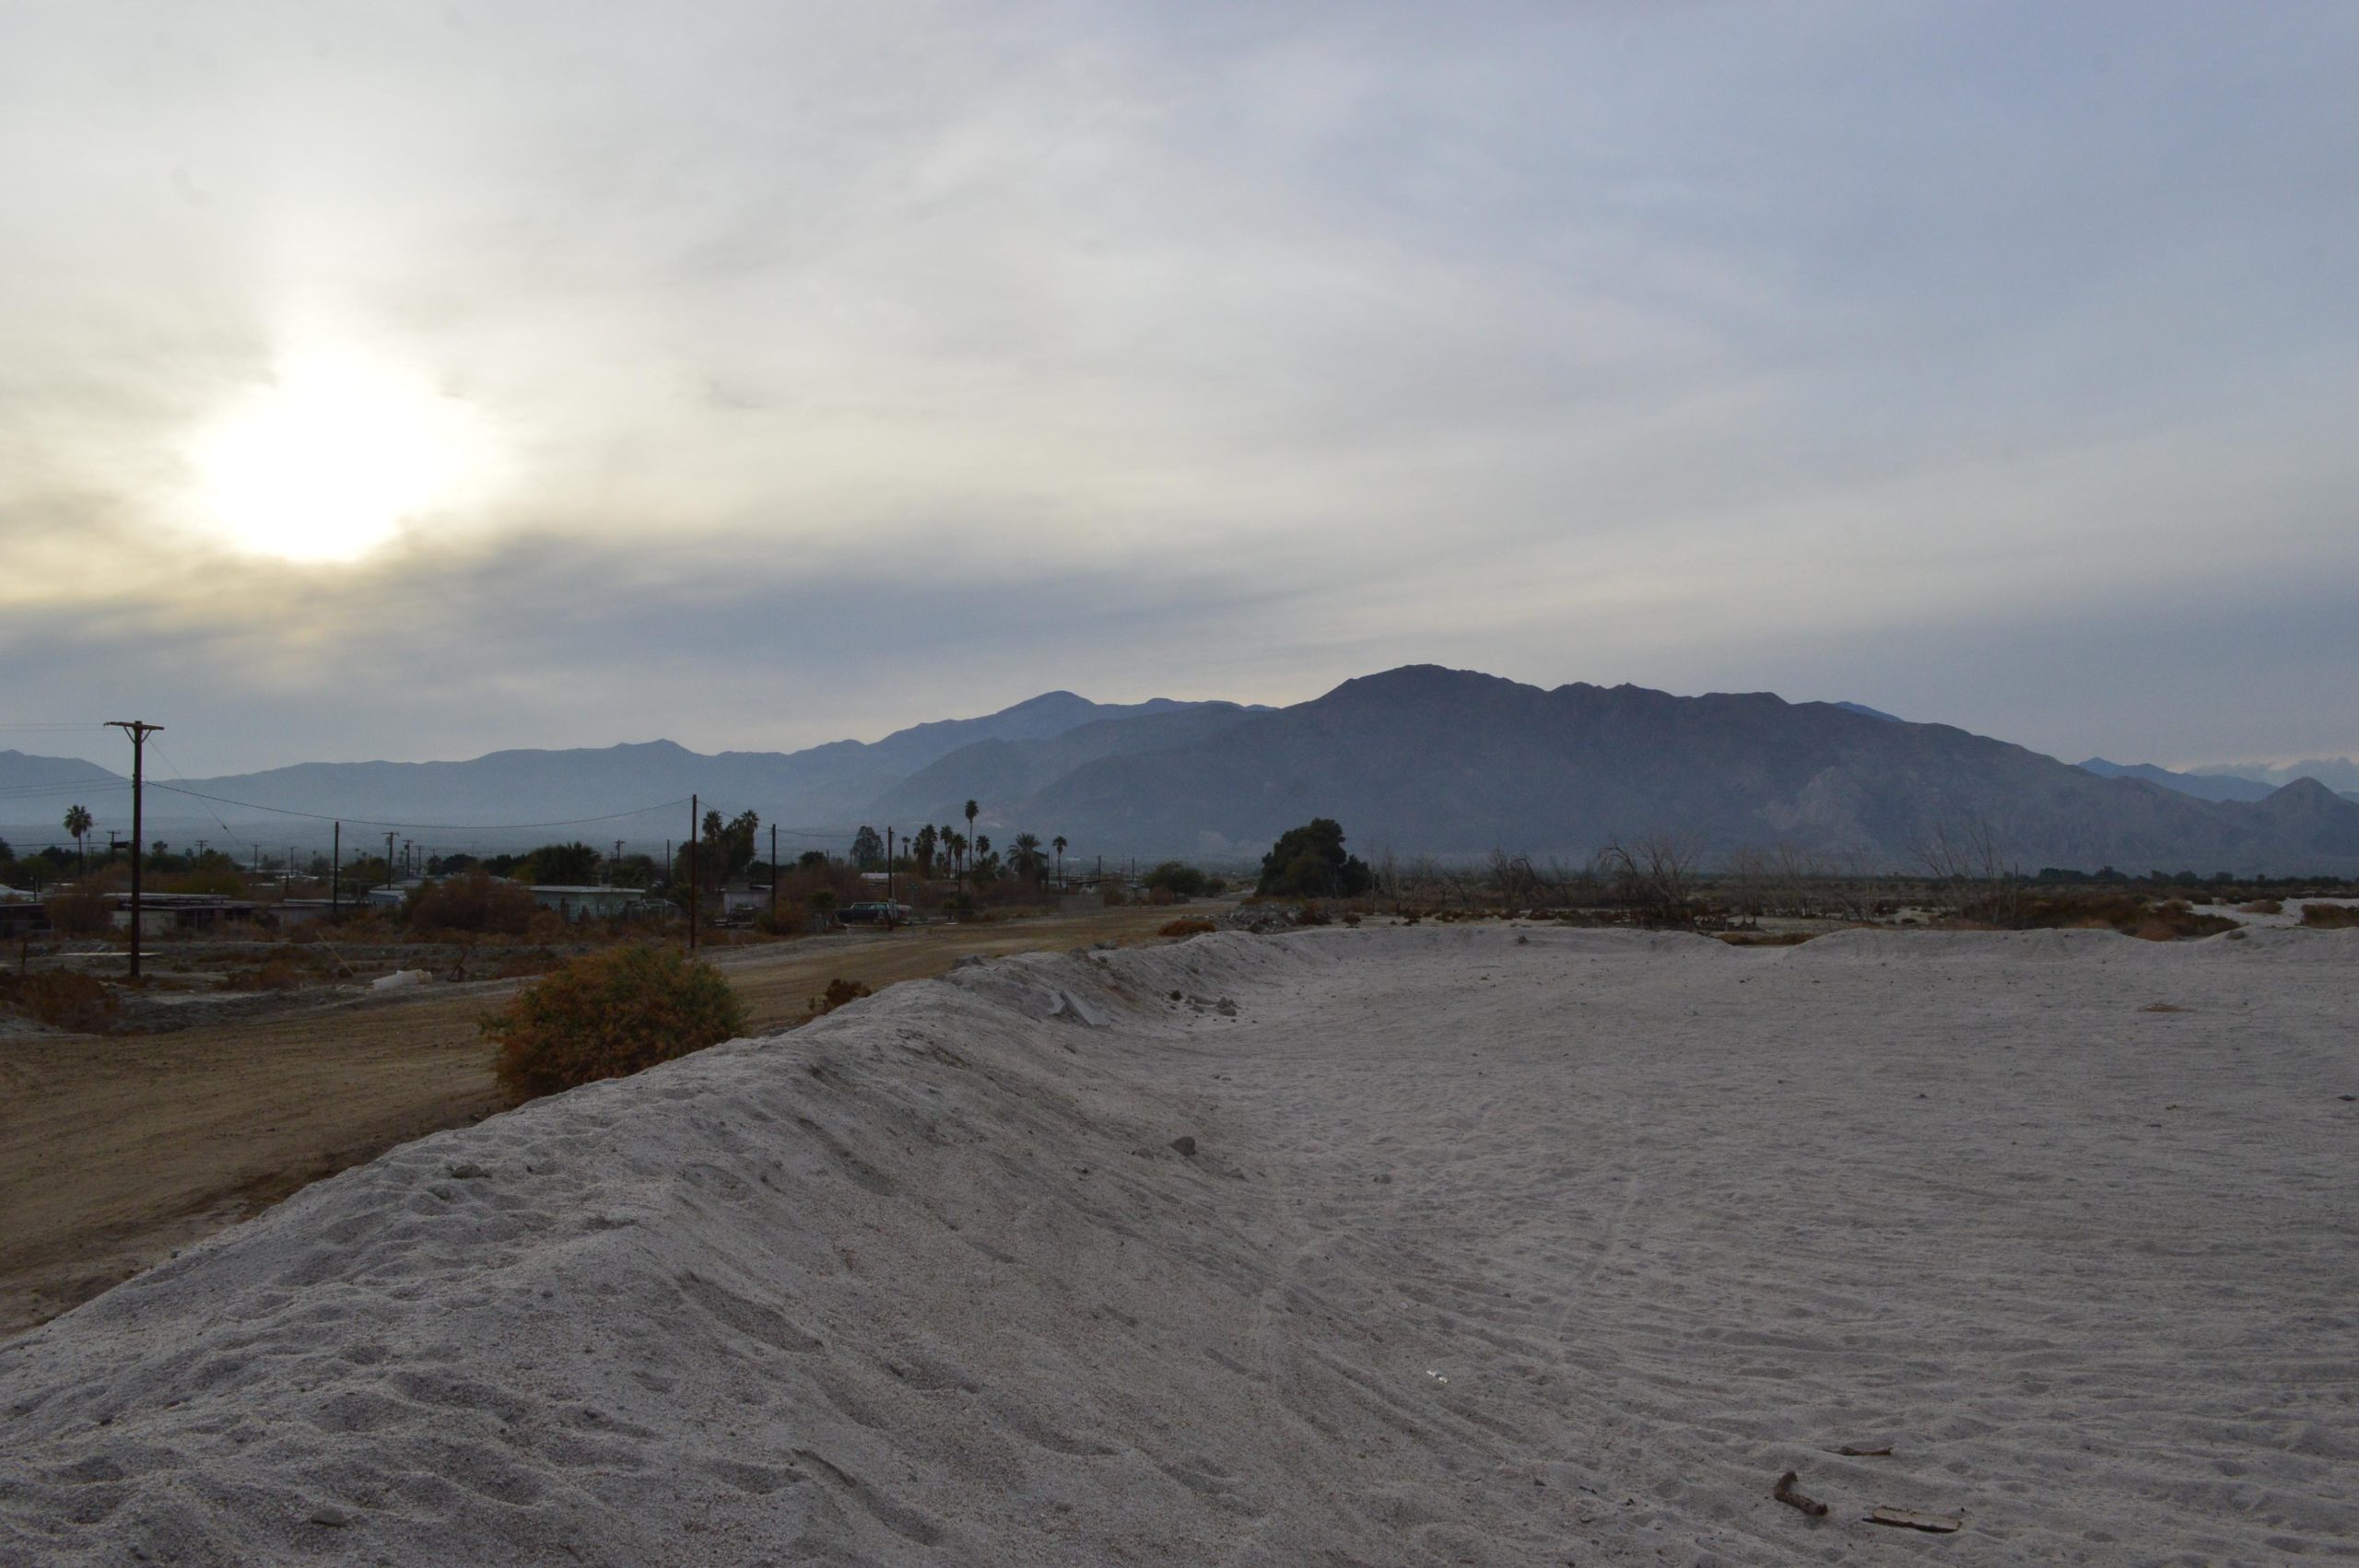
[0,902,1194,1337]
[2,924,2353,1564]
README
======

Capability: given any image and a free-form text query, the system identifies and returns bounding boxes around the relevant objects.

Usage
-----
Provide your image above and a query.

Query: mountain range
[4,668,2355,872]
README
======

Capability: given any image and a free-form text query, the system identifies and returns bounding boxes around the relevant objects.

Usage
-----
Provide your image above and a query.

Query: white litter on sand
[2,926,2353,1564]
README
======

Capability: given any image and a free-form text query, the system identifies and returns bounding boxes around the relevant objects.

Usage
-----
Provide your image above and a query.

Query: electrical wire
[142,782,700,834]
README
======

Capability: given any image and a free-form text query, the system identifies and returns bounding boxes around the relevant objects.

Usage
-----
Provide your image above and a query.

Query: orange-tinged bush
[408,871,536,935]
[2302,902,2359,929]
[1159,918,1216,938]
[807,977,872,1017]
[0,971,117,1033]
[42,892,112,937]
[485,944,745,1103]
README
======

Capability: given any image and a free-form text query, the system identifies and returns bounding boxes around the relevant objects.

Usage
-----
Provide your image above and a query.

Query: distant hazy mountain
[2188,755,2359,801]
[2076,758,2281,804]
[1009,667,2359,872]
[8,674,2356,872]
[164,693,1225,835]
[1830,701,1904,723]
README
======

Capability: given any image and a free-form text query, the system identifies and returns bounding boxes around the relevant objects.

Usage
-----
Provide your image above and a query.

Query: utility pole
[332,822,341,914]
[613,839,624,888]
[383,831,396,891]
[769,824,778,927]
[104,721,162,980]
[886,827,895,921]
[687,794,698,952]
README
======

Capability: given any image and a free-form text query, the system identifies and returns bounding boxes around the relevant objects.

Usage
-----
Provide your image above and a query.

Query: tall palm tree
[963,800,979,887]
[63,804,91,872]
[1010,832,1044,883]
[1052,835,1067,886]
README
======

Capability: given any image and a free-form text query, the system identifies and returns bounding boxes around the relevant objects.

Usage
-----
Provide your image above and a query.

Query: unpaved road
[0,904,1202,1337]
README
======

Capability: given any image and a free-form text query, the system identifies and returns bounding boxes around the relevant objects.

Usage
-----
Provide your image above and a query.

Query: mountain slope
[869,704,1262,828]
[164,695,1223,832]
[1017,666,2359,872]
[2077,758,2280,804]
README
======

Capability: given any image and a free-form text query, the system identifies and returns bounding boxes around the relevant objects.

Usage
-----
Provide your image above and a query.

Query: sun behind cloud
[188,344,499,564]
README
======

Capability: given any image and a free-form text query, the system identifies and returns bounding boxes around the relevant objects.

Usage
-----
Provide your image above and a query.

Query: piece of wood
[1827,1445,1894,1457]
[1867,1507,1963,1533]
[1773,1471,1828,1517]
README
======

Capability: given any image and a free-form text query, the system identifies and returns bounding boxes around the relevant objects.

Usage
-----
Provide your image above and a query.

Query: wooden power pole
[687,794,698,952]
[104,721,162,980]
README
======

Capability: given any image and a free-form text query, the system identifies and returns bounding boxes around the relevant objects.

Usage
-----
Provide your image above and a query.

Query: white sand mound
[3,926,2354,1564]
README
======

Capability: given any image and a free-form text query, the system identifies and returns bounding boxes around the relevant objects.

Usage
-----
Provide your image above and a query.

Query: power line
[140,782,700,834]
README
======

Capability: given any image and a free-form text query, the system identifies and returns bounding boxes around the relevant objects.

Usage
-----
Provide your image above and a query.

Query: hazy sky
[3,1,2353,774]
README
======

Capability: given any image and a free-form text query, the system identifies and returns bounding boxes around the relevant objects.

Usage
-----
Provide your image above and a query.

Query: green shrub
[485,943,745,1102]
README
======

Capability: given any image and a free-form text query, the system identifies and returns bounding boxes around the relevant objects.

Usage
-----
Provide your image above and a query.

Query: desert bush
[219,955,306,991]
[0,971,118,1033]
[1147,884,1176,907]
[2302,902,2359,929]
[407,871,536,935]
[42,892,113,937]
[2011,892,2235,939]
[808,977,873,1016]
[1099,882,1127,907]
[485,944,745,1103]
[1159,917,1216,938]
[2239,898,2284,915]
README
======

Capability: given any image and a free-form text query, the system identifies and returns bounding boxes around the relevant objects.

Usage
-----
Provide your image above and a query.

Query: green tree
[1009,832,1046,883]
[1256,818,1373,898]
[1052,835,1067,884]
[520,841,602,884]
[913,824,939,877]
[62,804,92,872]
[963,800,979,883]
[850,825,885,870]
[1144,860,1209,897]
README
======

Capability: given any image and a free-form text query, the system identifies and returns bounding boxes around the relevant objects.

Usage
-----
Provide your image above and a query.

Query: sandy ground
[0,904,1194,1337]
[1,924,2353,1564]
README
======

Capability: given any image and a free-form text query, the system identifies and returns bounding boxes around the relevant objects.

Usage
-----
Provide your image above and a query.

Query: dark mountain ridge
[6,670,2354,872]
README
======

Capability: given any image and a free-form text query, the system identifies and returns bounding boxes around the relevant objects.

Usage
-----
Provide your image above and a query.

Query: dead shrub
[219,955,306,991]
[2238,898,2284,915]
[808,977,873,1017]
[408,872,536,936]
[0,971,118,1033]
[41,892,113,938]
[485,944,745,1103]
[2301,902,2359,930]
[1159,917,1216,938]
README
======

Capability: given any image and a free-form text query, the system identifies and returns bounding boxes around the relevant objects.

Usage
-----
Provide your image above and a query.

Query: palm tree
[962,800,980,888]
[62,804,91,872]
[1010,832,1044,883]
[1052,835,1067,886]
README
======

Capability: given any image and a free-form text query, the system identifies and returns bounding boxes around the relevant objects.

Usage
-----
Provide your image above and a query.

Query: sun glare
[192,348,494,564]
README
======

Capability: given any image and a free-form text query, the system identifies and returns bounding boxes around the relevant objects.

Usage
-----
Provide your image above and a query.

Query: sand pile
[3,926,2354,1564]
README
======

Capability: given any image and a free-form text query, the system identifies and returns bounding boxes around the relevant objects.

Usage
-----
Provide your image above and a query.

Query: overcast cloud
[2,1,2353,773]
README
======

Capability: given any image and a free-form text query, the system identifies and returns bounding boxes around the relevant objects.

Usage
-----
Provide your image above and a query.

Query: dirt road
[0,904,1201,1338]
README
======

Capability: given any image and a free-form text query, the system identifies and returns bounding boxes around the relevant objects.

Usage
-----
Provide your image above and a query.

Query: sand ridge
[2,925,2354,1563]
